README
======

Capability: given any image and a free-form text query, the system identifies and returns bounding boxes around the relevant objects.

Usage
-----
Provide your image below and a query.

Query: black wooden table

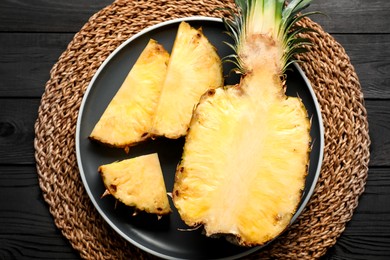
[1,0,389,259]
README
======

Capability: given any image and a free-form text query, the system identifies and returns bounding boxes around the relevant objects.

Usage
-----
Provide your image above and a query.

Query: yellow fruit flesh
[151,22,223,139]
[90,39,169,148]
[173,42,311,245]
[99,153,171,215]
[91,22,223,149]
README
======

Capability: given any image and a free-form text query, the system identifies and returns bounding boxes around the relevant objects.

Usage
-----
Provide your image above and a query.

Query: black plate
[76,17,324,260]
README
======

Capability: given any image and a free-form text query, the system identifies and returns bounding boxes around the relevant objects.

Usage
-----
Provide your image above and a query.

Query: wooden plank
[322,167,390,259]
[366,101,390,167]
[0,165,80,259]
[0,0,113,32]
[332,34,390,100]
[1,33,389,99]
[0,0,389,33]
[0,99,39,164]
[0,99,388,166]
[0,33,74,97]
[0,165,389,259]
[0,0,388,259]
[307,0,390,34]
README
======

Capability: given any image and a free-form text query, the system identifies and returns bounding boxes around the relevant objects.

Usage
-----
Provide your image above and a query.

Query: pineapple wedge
[173,0,314,246]
[99,153,171,215]
[90,22,223,149]
[151,21,223,139]
[90,39,169,148]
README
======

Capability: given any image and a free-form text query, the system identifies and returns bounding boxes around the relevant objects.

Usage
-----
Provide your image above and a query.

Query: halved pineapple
[174,83,310,245]
[99,153,171,215]
[150,21,224,139]
[173,0,314,246]
[90,39,169,148]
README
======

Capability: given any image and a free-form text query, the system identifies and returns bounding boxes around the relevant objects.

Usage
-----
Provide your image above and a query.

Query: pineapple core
[99,153,171,215]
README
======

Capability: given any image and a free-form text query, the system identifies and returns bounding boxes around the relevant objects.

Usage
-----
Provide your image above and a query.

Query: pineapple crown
[222,0,318,74]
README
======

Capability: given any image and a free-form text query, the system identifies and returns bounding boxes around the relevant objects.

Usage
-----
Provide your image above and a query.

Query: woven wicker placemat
[34,0,370,259]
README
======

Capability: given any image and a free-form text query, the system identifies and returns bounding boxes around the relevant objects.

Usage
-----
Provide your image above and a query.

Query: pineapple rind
[90,39,169,148]
[99,153,171,215]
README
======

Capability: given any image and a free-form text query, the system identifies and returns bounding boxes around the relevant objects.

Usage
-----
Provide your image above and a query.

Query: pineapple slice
[91,22,222,149]
[150,21,224,139]
[99,153,171,215]
[173,0,314,246]
[90,39,169,148]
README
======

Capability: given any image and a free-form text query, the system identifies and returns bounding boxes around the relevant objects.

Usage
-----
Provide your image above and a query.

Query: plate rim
[75,16,324,260]
[290,62,324,223]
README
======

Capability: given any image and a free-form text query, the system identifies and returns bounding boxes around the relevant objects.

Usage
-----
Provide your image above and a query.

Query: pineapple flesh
[173,0,314,246]
[90,39,169,148]
[150,21,224,139]
[99,153,171,215]
[90,22,223,149]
